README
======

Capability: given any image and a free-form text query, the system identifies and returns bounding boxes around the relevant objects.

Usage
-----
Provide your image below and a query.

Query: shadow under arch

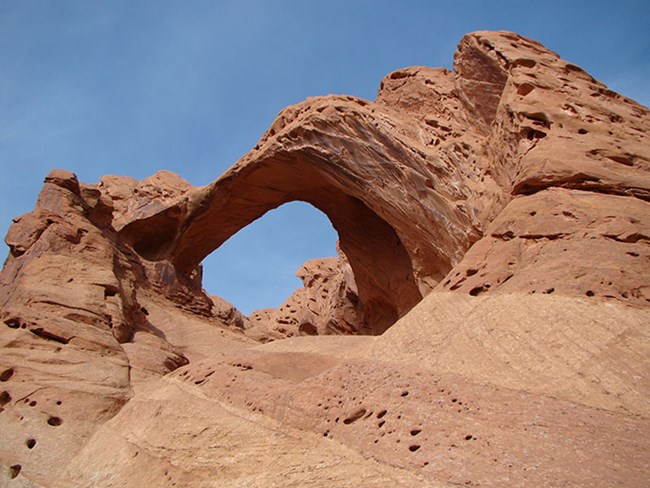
[167,155,423,334]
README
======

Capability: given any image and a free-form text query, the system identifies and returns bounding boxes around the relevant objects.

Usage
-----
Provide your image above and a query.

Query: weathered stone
[0,30,649,487]
[246,254,365,340]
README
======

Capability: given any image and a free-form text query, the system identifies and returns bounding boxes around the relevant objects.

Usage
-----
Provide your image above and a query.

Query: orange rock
[245,254,365,340]
[1,30,649,486]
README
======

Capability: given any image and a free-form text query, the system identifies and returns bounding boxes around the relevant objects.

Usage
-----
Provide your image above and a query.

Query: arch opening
[200,201,339,315]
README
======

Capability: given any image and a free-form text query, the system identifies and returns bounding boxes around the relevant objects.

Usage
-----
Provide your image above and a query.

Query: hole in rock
[195,193,422,334]
[0,368,14,382]
[201,202,339,316]
[523,127,547,140]
[9,464,21,479]
[298,322,318,336]
[516,83,535,96]
[0,391,10,405]
[343,408,367,425]
[103,285,119,298]
[26,438,36,449]
[469,286,487,297]
[47,416,63,426]
[29,328,69,345]
[513,58,537,69]
[4,317,21,329]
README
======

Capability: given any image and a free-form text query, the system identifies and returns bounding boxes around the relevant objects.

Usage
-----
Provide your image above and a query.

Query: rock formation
[0,31,649,486]
[247,254,364,341]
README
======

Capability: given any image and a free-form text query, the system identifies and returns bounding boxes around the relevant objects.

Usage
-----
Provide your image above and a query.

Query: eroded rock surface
[0,171,242,484]
[246,254,365,342]
[1,30,649,487]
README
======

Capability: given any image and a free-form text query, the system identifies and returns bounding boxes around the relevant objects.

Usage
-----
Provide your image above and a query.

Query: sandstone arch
[117,37,522,333]
[122,75,491,332]
[119,28,650,338]
[144,82,491,333]
[169,156,423,333]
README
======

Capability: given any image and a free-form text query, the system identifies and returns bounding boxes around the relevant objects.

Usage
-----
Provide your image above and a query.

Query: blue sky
[1,0,648,314]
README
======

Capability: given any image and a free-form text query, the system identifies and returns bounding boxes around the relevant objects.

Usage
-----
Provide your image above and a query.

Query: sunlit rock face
[0,31,649,486]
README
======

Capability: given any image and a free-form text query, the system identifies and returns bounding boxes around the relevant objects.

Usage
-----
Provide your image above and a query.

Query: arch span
[123,94,482,332]
[172,156,422,333]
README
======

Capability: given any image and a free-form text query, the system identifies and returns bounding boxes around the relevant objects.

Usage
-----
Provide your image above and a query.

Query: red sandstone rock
[245,254,364,340]
[0,31,649,486]
[0,170,230,483]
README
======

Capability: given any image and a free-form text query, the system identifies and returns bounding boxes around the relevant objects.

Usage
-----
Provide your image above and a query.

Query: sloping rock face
[1,30,649,486]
